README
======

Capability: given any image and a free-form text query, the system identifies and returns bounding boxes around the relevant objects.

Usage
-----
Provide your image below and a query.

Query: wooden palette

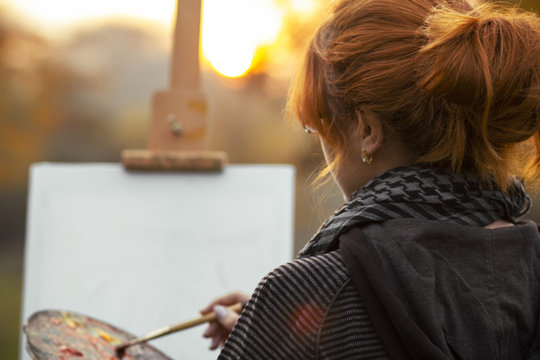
[24,310,172,360]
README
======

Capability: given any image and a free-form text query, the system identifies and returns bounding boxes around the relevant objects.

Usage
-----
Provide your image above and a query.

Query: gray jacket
[340,218,540,359]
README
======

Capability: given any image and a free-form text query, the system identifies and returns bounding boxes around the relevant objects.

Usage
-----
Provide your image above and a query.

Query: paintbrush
[115,303,243,357]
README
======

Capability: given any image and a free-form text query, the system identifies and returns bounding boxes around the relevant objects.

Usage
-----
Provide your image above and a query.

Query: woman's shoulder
[261,250,351,295]
[219,251,358,359]
[247,250,354,331]
[220,250,388,360]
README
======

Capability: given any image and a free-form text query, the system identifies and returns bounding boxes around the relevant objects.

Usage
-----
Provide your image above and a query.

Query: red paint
[59,345,83,358]
[50,317,62,325]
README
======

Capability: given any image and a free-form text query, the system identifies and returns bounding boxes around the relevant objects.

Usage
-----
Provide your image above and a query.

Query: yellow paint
[61,312,76,328]
[98,329,121,345]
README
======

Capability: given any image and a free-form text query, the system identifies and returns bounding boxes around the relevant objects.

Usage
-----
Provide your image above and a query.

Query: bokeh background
[2,0,540,358]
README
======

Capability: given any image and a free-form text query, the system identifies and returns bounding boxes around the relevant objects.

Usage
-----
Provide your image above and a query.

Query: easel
[122,0,227,171]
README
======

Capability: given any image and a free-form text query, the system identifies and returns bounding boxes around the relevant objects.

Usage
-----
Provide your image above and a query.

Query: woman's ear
[356,109,383,156]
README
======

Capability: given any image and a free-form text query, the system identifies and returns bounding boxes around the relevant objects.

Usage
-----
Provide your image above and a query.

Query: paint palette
[24,310,172,360]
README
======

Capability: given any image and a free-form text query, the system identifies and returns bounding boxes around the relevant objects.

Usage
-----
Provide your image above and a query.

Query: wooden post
[171,0,202,90]
[148,0,206,151]
[123,0,227,171]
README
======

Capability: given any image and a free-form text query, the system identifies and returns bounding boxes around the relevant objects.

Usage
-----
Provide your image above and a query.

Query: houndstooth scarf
[298,165,531,258]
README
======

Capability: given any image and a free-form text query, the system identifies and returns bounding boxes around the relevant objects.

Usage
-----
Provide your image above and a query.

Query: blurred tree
[0,16,108,188]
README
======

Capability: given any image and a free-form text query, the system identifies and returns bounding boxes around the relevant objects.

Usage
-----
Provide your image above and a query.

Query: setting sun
[201,0,282,78]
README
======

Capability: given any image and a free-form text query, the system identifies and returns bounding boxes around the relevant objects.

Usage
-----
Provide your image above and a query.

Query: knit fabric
[218,251,389,360]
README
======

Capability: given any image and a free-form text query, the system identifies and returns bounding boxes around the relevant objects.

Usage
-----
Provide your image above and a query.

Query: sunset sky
[1,0,317,77]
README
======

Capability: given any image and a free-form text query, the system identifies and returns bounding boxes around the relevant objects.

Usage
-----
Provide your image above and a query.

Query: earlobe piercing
[361,148,373,165]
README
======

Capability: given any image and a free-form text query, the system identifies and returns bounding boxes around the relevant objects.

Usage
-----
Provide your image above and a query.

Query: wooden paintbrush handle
[119,303,244,350]
[169,302,243,333]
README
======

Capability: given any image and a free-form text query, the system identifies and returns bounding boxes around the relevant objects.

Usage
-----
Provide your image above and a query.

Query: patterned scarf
[298,165,531,258]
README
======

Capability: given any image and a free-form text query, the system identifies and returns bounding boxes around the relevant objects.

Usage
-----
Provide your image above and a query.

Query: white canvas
[20,163,295,359]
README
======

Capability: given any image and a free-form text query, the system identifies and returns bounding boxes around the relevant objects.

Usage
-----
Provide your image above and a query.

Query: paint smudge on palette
[59,345,83,357]
[24,310,172,360]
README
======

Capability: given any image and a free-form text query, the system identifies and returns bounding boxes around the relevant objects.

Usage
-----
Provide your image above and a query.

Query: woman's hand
[201,291,251,350]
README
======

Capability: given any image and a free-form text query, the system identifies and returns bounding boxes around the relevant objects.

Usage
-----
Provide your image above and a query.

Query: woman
[202,0,540,358]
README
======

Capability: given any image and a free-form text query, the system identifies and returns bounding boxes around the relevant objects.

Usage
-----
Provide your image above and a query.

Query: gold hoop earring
[361,148,373,165]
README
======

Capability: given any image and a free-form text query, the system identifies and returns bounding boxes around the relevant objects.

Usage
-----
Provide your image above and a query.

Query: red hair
[288,0,540,191]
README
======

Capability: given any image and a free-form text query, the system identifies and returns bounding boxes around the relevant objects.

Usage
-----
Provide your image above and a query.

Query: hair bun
[417,3,540,109]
